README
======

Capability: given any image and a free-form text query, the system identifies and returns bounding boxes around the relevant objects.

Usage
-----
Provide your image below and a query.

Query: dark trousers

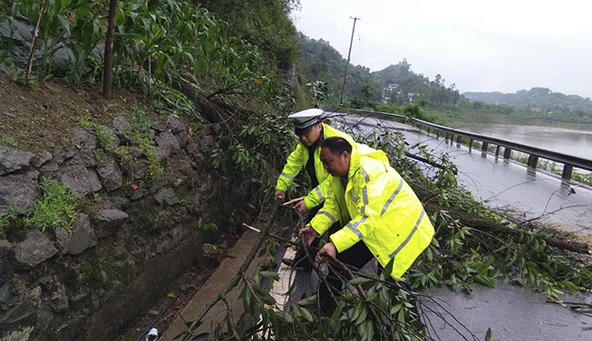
[318,239,374,312]
[318,240,424,330]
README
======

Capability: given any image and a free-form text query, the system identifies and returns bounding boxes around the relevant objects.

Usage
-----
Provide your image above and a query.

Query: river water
[454,123,592,160]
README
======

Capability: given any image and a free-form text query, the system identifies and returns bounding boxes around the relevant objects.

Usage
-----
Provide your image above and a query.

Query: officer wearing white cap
[275,108,356,269]
[290,108,325,136]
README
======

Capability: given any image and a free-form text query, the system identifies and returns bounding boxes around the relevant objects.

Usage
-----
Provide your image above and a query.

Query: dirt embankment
[0,73,151,154]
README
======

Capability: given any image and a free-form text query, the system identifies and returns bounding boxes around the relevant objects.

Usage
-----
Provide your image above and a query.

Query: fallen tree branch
[243,223,301,247]
[405,151,449,171]
[424,202,591,255]
[519,204,588,227]
[222,296,240,341]
[283,196,305,206]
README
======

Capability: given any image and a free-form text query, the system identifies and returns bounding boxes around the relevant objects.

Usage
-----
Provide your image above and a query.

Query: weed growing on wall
[0,136,16,147]
[1,177,79,236]
[92,125,114,150]
[0,205,20,239]
[126,106,164,179]
[25,177,80,233]
[114,145,132,164]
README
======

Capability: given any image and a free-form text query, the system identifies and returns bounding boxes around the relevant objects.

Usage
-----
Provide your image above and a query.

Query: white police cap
[288,108,324,135]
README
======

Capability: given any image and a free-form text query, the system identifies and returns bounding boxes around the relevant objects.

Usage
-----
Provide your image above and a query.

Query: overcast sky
[291,0,592,98]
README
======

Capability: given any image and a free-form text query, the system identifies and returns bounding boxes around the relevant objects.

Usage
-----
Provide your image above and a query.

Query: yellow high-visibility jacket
[275,123,355,209]
[310,143,435,279]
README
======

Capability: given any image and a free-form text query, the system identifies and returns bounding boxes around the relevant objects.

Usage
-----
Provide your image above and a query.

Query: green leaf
[355,306,368,325]
[383,257,395,279]
[259,271,280,281]
[350,302,364,322]
[297,295,317,306]
[300,307,314,322]
[242,287,252,313]
[349,277,371,285]
[485,328,492,341]
[282,311,293,324]
[397,308,407,324]
[390,303,402,315]
[262,293,276,306]
[357,322,368,340]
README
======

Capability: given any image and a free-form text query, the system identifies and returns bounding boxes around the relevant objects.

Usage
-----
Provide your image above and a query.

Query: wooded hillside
[465,87,592,117]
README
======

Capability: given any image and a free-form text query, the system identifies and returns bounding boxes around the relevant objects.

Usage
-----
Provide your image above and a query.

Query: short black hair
[321,137,352,156]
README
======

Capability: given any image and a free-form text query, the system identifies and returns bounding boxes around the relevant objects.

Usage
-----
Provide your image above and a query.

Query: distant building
[384,83,399,91]
[381,84,399,103]
[530,107,542,113]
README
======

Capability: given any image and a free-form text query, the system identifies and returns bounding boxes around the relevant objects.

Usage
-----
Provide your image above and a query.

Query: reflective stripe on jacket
[275,123,355,209]
[310,143,435,279]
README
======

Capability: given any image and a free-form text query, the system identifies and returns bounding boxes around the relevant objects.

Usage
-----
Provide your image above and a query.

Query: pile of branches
[174,204,479,341]
[171,121,591,340]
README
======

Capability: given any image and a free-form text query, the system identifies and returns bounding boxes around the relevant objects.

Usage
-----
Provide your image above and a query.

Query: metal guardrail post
[527,154,539,169]
[562,164,573,180]
[504,147,512,159]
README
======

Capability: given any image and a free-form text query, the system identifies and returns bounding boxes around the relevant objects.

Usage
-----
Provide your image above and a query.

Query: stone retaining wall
[0,114,240,340]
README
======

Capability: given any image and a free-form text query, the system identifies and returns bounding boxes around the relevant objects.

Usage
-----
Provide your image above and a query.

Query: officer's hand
[274,190,285,201]
[316,242,337,263]
[299,226,318,245]
[293,200,308,213]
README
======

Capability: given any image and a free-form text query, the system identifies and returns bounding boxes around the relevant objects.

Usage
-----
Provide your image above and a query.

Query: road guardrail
[350,109,592,181]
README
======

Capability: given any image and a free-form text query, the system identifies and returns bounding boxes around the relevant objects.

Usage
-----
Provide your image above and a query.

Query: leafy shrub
[11,0,96,80]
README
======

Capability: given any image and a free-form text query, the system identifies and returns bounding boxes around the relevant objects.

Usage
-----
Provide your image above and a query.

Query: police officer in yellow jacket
[300,136,434,318]
[274,109,355,269]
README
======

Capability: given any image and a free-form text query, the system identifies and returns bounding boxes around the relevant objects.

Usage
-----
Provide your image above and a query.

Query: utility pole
[339,16,360,112]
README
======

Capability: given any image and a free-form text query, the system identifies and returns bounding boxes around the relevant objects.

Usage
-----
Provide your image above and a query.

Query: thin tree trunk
[194,2,201,80]
[103,0,118,99]
[24,0,48,84]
